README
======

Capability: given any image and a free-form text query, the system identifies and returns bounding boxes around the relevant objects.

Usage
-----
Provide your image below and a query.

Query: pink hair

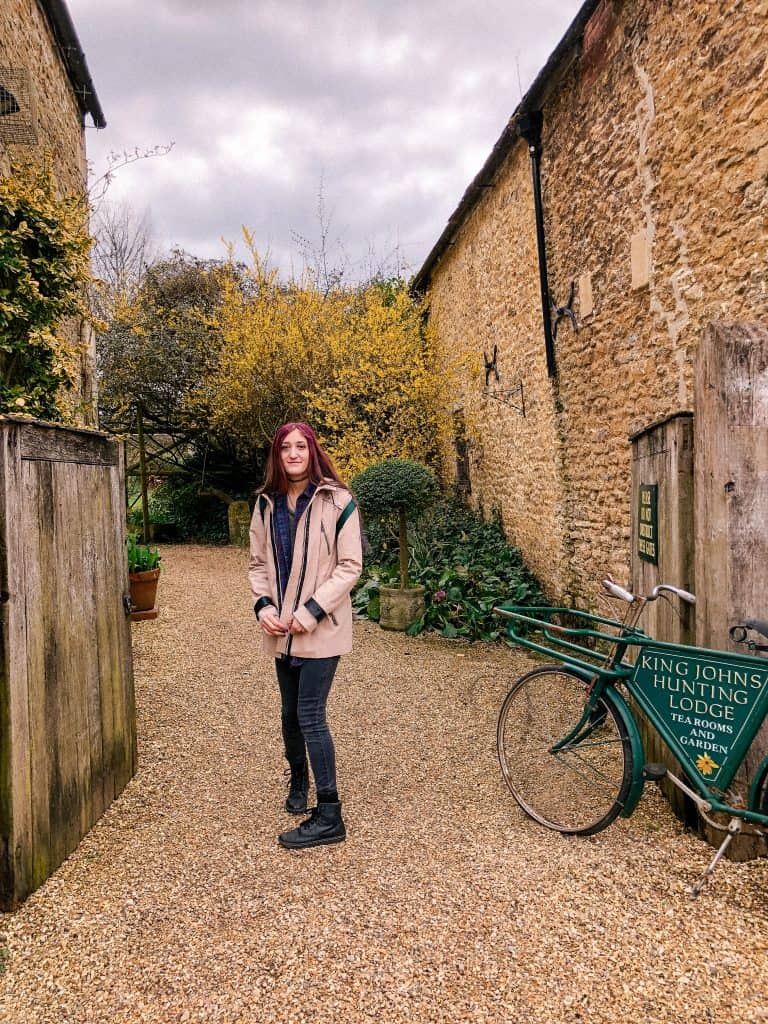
[262,422,346,494]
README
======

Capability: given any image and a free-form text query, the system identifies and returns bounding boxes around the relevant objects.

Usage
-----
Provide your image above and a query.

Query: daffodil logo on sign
[696,753,720,776]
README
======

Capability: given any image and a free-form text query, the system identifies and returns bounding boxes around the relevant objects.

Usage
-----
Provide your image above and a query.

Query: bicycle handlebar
[601,578,696,605]
[651,583,696,604]
[601,578,634,603]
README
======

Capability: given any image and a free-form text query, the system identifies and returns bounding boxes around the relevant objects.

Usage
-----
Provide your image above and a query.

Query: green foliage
[0,161,93,419]
[97,250,232,430]
[127,535,161,573]
[354,497,545,643]
[351,459,436,518]
[128,478,229,543]
[351,568,396,621]
[99,251,260,499]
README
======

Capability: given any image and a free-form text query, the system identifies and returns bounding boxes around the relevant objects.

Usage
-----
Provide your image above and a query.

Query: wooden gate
[694,321,768,858]
[0,417,136,909]
[630,322,768,858]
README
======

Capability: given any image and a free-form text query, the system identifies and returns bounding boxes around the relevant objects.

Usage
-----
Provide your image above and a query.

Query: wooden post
[630,413,697,826]
[136,403,150,543]
[228,501,251,547]
[695,321,768,859]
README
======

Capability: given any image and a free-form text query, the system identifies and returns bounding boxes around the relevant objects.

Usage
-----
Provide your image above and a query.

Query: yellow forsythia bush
[210,235,471,477]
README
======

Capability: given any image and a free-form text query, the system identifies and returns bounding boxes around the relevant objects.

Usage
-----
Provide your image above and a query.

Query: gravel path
[1,544,767,1023]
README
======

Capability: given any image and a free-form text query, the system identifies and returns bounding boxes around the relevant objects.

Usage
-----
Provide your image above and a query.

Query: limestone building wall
[0,0,87,195]
[425,0,767,605]
[0,0,97,423]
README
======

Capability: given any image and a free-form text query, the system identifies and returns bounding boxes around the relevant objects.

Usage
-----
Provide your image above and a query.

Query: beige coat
[248,482,363,659]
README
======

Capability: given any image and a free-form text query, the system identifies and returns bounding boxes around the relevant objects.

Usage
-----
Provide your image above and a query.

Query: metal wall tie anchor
[551,280,580,339]
[482,345,526,415]
[483,380,526,417]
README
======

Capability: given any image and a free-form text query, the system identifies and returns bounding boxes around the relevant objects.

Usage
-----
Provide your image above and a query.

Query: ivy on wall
[0,161,94,421]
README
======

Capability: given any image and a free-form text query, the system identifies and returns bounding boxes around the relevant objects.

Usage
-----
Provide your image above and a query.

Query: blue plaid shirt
[272,484,316,605]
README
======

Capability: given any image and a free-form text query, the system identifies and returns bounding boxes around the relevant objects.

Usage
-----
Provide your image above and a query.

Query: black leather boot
[285,762,309,815]
[278,801,346,849]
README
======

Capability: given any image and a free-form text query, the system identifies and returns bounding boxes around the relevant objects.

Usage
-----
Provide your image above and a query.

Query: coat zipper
[268,508,283,613]
[286,505,312,658]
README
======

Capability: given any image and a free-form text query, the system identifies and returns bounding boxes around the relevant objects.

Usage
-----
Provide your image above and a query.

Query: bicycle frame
[495,604,768,830]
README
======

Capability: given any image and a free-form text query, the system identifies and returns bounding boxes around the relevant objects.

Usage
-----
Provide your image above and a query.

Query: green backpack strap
[335,498,357,539]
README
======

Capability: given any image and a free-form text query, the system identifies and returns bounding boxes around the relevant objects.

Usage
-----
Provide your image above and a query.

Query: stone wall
[0,0,96,424]
[0,0,87,191]
[426,0,767,605]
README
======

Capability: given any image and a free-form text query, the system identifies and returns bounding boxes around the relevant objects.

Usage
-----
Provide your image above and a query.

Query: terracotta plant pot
[129,568,160,618]
[379,585,425,631]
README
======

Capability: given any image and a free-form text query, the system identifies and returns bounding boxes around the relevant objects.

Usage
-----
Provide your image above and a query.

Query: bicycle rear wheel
[497,665,633,835]
[751,762,768,816]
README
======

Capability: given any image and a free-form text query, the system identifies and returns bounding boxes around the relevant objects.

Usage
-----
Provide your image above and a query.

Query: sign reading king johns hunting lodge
[632,645,768,789]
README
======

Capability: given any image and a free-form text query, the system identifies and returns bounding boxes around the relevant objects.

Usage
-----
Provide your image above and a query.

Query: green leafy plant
[354,496,544,642]
[351,459,436,589]
[127,535,161,573]
[128,479,230,543]
[351,567,398,621]
[0,161,94,419]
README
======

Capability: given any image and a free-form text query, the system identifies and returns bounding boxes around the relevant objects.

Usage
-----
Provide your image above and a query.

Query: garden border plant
[353,494,545,643]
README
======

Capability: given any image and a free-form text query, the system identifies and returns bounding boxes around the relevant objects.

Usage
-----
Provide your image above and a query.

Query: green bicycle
[494,580,768,895]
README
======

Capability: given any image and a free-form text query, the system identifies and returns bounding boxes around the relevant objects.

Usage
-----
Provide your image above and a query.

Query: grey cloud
[71,0,581,278]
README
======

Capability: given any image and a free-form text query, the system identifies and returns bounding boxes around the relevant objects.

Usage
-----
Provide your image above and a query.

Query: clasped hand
[259,610,306,636]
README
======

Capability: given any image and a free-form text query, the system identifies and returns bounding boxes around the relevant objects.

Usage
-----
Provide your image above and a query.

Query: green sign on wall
[637,483,658,564]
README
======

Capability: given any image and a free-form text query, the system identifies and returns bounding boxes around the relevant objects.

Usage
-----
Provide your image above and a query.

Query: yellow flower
[695,753,719,776]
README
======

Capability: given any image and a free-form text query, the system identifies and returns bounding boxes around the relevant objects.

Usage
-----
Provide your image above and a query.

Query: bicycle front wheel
[497,665,633,835]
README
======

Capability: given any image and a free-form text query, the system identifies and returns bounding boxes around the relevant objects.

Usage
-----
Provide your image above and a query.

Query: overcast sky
[68,0,581,281]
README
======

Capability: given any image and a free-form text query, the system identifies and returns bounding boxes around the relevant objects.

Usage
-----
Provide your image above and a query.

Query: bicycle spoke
[552,749,626,801]
[498,667,632,835]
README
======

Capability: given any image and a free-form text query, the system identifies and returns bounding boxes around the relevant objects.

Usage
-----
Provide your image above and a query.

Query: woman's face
[280,429,310,481]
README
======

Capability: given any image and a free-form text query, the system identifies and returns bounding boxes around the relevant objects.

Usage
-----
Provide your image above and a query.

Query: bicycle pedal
[642,762,668,781]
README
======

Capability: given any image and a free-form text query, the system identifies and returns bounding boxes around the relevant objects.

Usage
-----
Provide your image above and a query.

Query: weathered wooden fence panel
[694,321,768,858]
[630,413,697,826]
[0,417,135,909]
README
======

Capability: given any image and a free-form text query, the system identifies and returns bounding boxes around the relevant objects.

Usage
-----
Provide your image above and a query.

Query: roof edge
[38,0,106,129]
[411,0,601,294]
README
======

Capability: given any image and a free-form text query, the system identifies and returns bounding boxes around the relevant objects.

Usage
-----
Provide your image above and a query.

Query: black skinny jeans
[275,656,340,795]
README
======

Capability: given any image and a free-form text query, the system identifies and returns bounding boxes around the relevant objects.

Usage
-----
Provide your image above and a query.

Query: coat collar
[258,478,343,510]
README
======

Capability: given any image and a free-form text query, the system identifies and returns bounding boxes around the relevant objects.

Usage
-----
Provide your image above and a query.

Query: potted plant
[351,459,436,630]
[127,534,161,620]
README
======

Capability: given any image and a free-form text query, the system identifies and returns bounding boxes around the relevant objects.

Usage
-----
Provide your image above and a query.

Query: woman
[248,422,362,849]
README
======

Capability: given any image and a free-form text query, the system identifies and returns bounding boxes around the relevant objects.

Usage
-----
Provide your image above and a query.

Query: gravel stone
[1,544,766,1023]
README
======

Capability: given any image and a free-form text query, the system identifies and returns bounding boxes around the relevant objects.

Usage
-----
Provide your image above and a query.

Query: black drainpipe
[518,111,556,378]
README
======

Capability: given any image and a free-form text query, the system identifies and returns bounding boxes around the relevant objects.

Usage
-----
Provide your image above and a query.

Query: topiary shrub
[351,459,436,589]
